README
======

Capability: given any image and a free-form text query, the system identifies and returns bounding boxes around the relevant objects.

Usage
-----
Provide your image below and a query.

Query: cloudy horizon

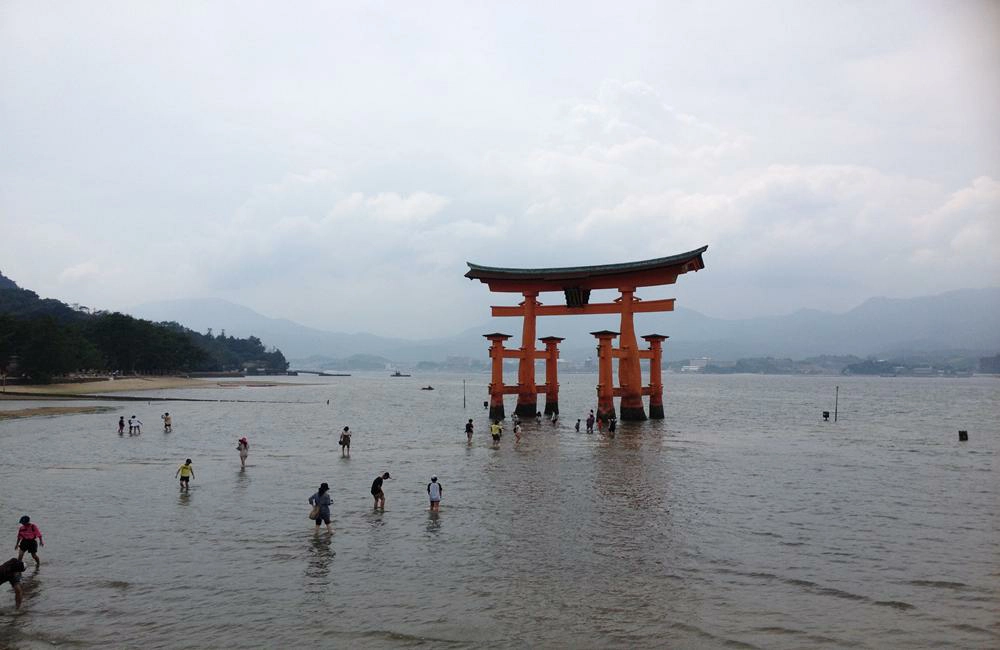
[2,1,998,338]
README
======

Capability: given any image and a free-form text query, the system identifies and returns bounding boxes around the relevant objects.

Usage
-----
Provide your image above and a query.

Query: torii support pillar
[642,334,669,419]
[540,336,564,415]
[484,333,512,421]
[591,330,618,421]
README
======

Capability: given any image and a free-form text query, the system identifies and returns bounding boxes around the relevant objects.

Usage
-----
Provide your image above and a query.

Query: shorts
[180,476,190,484]
[492,434,500,441]
[314,515,331,525]
[372,489,384,499]
[340,437,350,447]
[18,539,38,554]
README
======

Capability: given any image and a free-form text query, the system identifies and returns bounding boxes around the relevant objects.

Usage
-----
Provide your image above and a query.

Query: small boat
[391,370,411,377]
[421,385,434,391]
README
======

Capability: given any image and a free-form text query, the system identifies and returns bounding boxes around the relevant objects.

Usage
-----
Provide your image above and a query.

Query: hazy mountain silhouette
[131,287,1000,364]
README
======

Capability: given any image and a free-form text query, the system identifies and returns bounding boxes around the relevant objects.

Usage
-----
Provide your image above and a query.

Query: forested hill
[0,271,288,382]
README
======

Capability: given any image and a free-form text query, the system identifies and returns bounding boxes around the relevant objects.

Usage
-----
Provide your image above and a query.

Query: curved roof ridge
[465,245,707,279]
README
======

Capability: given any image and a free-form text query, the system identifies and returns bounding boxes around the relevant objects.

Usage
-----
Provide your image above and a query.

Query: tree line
[0,275,288,383]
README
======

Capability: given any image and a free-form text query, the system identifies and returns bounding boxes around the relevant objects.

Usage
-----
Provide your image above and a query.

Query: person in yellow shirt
[175,459,195,491]
[489,420,503,447]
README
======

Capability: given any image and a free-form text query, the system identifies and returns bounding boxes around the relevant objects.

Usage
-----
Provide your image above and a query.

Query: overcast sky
[1,1,998,337]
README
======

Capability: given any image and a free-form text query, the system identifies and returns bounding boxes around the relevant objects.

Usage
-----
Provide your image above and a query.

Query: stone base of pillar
[619,406,647,421]
[543,400,559,415]
[648,404,664,419]
[619,394,646,421]
[514,400,538,418]
[596,402,616,422]
[488,399,505,421]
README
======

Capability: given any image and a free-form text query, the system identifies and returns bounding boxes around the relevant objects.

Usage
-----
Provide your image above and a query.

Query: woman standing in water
[236,437,250,468]
[308,482,333,533]
[338,426,351,457]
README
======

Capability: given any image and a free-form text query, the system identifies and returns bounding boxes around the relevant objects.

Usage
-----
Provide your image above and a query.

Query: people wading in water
[427,476,443,511]
[371,472,391,509]
[15,516,43,568]
[309,482,333,533]
[339,426,351,457]
[176,459,195,491]
[237,437,250,468]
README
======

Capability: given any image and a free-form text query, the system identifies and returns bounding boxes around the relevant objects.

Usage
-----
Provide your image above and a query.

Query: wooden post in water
[834,386,839,422]
[463,379,466,409]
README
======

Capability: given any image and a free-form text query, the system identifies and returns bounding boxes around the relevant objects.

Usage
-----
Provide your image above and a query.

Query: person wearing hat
[308,482,333,533]
[370,472,391,510]
[15,516,43,567]
[236,436,250,468]
[427,476,443,511]
[0,558,25,609]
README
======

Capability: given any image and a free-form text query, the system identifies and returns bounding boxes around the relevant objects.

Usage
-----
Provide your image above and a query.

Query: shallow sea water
[0,373,997,649]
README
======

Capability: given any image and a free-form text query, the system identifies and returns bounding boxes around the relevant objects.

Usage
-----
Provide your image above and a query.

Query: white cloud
[1,3,997,336]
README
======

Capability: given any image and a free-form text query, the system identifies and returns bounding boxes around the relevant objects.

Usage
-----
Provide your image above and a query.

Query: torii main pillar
[515,292,540,418]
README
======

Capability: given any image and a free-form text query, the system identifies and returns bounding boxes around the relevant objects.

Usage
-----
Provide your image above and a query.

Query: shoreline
[0,376,306,401]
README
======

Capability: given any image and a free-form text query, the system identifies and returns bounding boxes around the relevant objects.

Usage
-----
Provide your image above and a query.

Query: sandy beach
[0,376,290,397]
[0,405,118,420]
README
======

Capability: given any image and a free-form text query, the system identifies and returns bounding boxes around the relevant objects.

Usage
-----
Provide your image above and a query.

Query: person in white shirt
[427,476,442,511]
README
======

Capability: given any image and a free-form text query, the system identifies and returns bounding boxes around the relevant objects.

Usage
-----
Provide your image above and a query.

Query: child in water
[15,516,43,568]
[175,459,195,491]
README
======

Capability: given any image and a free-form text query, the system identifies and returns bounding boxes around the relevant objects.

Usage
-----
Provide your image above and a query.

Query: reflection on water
[0,373,996,649]
[425,511,441,535]
[305,534,335,589]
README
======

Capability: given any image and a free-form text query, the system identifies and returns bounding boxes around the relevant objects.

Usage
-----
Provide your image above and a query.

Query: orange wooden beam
[500,349,549,358]
[491,298,675,318]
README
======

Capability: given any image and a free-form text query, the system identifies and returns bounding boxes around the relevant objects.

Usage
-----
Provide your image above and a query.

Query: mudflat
[1,377,291,396]
[0,405,117,420]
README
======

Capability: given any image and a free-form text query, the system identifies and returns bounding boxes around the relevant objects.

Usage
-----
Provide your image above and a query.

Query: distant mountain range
[131,287,1000,365]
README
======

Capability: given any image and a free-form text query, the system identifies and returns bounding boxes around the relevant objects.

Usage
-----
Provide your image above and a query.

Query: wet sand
[0,405,117,421]
[1,376,293,396]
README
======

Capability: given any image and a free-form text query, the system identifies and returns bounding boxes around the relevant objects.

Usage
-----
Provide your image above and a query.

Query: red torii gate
[466,246,707,421]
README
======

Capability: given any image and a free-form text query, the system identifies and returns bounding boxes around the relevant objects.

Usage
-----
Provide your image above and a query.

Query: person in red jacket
[15,516,43,568]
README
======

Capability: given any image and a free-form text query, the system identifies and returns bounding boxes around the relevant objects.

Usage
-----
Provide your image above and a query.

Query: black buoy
[483,400,488,410]
[822,411,830,421]
[959,430,968,442]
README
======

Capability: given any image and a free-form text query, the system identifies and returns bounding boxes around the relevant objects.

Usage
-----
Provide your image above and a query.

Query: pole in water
[834,386,839,422]
[463,379,466,409]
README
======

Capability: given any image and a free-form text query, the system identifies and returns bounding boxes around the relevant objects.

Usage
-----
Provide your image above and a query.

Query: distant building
[980,354,1000,374]
[681,357,710,372]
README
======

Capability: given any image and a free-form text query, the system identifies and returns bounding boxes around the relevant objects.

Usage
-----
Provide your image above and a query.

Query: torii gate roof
[465,245,707,292]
